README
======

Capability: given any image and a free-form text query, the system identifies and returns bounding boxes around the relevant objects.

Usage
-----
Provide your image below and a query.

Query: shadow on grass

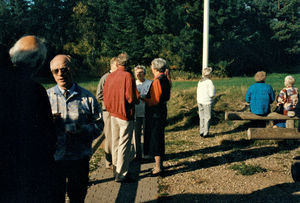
[165,139,255,161]
[163,140,300,177]
[214,121,252,136]
[166,94,225,132]
[151,183,300,203]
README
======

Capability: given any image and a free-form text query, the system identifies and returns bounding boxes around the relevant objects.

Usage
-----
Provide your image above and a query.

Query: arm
[125,74,138,105]
[269,86,276,103]
[96,73,108,102]
[145,79,162,106]
[245,87,251,103]
[208,80,215,98]
[276,89,285,104]
[77,96,104,141]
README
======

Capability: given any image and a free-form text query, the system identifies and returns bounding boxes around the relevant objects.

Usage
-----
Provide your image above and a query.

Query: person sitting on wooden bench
[245,71,275,127]
[273,75,298,128]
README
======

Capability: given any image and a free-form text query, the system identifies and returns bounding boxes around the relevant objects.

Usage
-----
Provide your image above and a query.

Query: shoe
[203,133,209,137]
[106,165,113,170]
[150,168,163,177]
[115,174,137,183]
[200,133,204,137]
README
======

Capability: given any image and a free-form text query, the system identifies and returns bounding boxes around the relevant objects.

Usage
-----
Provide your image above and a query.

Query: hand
[52,113,61,125]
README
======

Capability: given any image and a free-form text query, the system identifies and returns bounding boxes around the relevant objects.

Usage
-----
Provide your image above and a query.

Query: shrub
[229,162,267,175]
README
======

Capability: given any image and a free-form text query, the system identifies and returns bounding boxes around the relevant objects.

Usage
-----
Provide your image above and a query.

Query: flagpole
[202,0,209,71]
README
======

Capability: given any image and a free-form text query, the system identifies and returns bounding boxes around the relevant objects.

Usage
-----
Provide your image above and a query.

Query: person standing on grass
[245,71,275,127]
[134,65,152,160]
[96,57,118,169]
[0,35,57,202]
[47,54,104,202]
[197,67,215,137]
[144,58,171,176]
[103,52,138,183]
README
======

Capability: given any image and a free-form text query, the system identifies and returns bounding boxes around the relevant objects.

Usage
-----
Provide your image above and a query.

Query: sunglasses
[52,67,70,75]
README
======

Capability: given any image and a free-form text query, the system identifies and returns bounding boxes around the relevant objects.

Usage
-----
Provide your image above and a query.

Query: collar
[154,72,164,80]
[54,83,78,96]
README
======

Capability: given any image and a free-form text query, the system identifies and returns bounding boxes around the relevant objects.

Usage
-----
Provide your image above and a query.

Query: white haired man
[47,54,104,202]
[0,35,57,202]
[103,52,138,182]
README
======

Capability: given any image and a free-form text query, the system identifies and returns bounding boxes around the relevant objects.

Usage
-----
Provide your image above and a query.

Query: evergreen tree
[104,0,145,65]
[270,0,300,56]
[64,0,109,75]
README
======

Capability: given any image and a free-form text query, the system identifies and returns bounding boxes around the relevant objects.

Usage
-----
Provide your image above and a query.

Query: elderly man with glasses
[47,54,104,203]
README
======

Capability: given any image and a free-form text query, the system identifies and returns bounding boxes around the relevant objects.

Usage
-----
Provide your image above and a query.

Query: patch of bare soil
[159,125,300,202]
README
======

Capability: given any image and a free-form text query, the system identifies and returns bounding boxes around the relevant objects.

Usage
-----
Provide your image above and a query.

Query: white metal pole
[202,0,209,71]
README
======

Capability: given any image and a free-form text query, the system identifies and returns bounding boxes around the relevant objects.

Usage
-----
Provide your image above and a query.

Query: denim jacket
[47,83,104,161]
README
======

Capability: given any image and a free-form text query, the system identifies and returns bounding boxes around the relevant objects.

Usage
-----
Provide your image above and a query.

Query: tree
[64,0,109,75]
[104,0,145,65]
[270,0,300,56]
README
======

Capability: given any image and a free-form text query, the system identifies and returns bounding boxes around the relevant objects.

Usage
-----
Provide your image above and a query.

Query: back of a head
[254,71,266,82]
[202,67,212,77]
[117,53,129,67]
[110,57,118,72]
[151,58,166,73]
[284,75,295,87]
[9,35,47,73]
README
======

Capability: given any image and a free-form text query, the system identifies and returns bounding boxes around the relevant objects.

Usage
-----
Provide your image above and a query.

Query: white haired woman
[144,58,171,176]
[273,75,299,128]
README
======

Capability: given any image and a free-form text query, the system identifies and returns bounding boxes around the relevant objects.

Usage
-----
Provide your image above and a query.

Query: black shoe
[115,174,137,183]
[200,133,204,137]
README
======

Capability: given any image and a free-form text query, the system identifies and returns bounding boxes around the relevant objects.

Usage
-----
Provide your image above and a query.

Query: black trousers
[55,159,89,203]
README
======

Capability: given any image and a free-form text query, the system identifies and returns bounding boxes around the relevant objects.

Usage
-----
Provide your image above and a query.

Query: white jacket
[197,78,215,104]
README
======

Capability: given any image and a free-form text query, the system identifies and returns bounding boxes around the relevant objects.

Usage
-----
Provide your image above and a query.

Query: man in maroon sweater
[103,52,138,182]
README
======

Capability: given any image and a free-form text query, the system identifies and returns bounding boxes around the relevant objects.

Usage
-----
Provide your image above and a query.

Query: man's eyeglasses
[52,67,70,75]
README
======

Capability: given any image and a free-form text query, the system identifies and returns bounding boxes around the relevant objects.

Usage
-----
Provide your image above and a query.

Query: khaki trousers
[111,116,134,179]
[103,111,112,168]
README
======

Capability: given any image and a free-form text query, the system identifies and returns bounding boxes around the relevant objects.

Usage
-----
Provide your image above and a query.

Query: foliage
[0,0,299,77]
[229,162,267,175]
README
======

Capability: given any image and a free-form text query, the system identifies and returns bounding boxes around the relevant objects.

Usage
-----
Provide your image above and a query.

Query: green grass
[89,147,104,173]
[229,162,267,175]
[41,72,300,97]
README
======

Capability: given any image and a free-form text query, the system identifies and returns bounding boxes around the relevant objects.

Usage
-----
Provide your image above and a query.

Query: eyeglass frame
[51,66,70,75]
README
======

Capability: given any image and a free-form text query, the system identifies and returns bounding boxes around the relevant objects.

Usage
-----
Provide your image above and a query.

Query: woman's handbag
[274,103,284,114]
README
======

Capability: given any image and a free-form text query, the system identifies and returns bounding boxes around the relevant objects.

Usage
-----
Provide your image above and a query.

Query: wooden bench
[225,111,299,140]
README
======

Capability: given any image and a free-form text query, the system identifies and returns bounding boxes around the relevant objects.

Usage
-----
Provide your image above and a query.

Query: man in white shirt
[197,67,215,137]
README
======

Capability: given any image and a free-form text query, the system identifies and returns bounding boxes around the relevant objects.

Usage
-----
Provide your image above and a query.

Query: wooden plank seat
[248,128,300,140]
[225,112,299,121]
[225,111,299,139]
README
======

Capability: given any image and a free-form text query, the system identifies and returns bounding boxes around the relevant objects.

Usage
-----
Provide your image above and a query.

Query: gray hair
[134,65,146,75]
[151,58,166,73]
[116,52,129,66]
[284,75,295,87]
[9,35,47,70]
